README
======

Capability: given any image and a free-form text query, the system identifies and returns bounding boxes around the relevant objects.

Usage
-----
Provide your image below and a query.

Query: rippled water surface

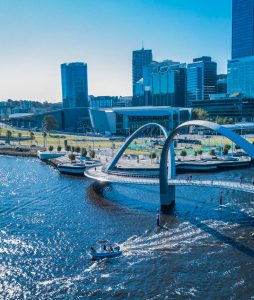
[0,156,253,299]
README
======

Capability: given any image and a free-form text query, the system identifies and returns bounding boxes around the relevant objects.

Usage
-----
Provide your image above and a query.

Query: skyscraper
[187,56,217,106]
[228,0,254,97]
[132,60,187,107]
[61,62,89,108]
[132,48,152,96]
[232,0,254,59]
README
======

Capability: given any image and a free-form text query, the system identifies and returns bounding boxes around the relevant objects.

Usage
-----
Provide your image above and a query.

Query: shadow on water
[158,204,254,259]
[91,180,254,259]
[86,182,129,214]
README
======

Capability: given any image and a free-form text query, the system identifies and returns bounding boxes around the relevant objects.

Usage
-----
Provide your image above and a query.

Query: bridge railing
[101,166,254,184]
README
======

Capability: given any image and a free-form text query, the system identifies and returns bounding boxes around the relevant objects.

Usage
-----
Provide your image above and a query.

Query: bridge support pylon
[160,185,175,213]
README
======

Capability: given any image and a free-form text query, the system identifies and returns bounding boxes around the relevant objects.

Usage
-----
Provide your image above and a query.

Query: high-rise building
[152,62,186,107]
[187,56,217,106]
[61,62,89,108]
[232,0,254,59]
[217,74,227,94]
[133,60,187,107]
[228,0,254,98]
[227,56,254,97]
[132,48,152,96]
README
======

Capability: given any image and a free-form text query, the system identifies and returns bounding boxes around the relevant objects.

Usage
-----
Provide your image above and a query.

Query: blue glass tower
[187,57,217,106]
[232,0,254,59]
[132,48,152,96]
[61,62,88,108]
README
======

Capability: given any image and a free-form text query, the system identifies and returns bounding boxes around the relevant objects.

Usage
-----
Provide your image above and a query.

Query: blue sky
[0,0,232,102]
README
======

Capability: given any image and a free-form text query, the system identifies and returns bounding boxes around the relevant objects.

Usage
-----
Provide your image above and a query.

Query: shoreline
[0,148,38,158]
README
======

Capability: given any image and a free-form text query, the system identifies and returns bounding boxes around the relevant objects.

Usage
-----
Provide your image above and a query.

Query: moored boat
[38,150,65,160]
[58,162,87,175]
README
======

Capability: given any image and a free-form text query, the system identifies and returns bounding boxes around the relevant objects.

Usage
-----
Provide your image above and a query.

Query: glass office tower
[232,0,254,59]
[61,62,89,108]
[132,48,152,96]
[228,0,254,97]
[228,56,254,97]
[187,57,217,106]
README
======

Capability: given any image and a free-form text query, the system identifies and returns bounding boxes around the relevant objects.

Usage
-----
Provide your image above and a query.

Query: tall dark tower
[61,62,89,108]
[232,0,254,59]
[132,48,152,96]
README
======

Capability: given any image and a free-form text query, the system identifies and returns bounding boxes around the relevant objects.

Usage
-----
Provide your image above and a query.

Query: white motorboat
[37,150,65,160]
[58,159,101,176]
[90,240,122,260]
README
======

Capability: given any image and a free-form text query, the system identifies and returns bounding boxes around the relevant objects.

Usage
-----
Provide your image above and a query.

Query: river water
[0,156,253,299]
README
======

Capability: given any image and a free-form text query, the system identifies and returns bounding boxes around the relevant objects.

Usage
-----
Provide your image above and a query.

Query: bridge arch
[107,123,169,171]
[160,120,254,212]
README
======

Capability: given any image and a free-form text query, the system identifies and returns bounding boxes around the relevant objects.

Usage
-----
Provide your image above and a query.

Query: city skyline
[0,0,231,102]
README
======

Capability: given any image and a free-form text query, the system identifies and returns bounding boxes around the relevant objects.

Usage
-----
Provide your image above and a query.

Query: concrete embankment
[0,147,38,157]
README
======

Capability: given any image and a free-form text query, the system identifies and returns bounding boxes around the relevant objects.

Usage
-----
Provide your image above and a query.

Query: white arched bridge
[85,120,254,213]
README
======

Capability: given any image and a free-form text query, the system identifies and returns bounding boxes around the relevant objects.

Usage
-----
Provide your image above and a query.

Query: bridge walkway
[84,166,254,194]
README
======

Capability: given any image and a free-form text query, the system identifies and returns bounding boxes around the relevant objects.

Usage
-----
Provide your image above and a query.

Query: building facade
[232,0,254,59]
[89,106,191,135]
[8,108,90,132]
[133,61,187,108]
[132,48,152,96]
[228,56,254,97]
[192,94,254,122]
[61,62,89,108]
[187,56,217,106]
[217,74,227,94]
[228,1,254,98]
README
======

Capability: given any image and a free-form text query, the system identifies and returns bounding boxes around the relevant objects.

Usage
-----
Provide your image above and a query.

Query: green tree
[68,153,76,162]
[18,132,22,145]
[198,150,203,155]
[30,131,34,145]
[215,116,224,125]
[6,130,12,138]
[235,144,240,150]
[82,148,87,157]
[75,146,81,153]
[42,132,47,147]
[48,145,54,152]
[42,115,58,133]
[224,144,231,150]
[149,152,157,159]
[65,144,71,151]
[180,150,187,157]
[192,108,209,120]
[223,147,228,155]
[90,150,95,160]
[57,145,62,152]
[209,149,216,156]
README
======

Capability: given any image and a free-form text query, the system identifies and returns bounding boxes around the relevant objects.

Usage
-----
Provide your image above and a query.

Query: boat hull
[90,251,122,260]
[38,151,65,160]
[58,165,86,176]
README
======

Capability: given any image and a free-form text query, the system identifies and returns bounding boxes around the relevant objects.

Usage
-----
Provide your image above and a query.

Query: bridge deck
[84,166,254,194]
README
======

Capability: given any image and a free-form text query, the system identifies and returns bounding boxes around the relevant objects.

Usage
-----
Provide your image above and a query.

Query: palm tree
[6,130,12,144]
[30,131,34,145]
[42,132,47,147]
[18,132,22,145]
